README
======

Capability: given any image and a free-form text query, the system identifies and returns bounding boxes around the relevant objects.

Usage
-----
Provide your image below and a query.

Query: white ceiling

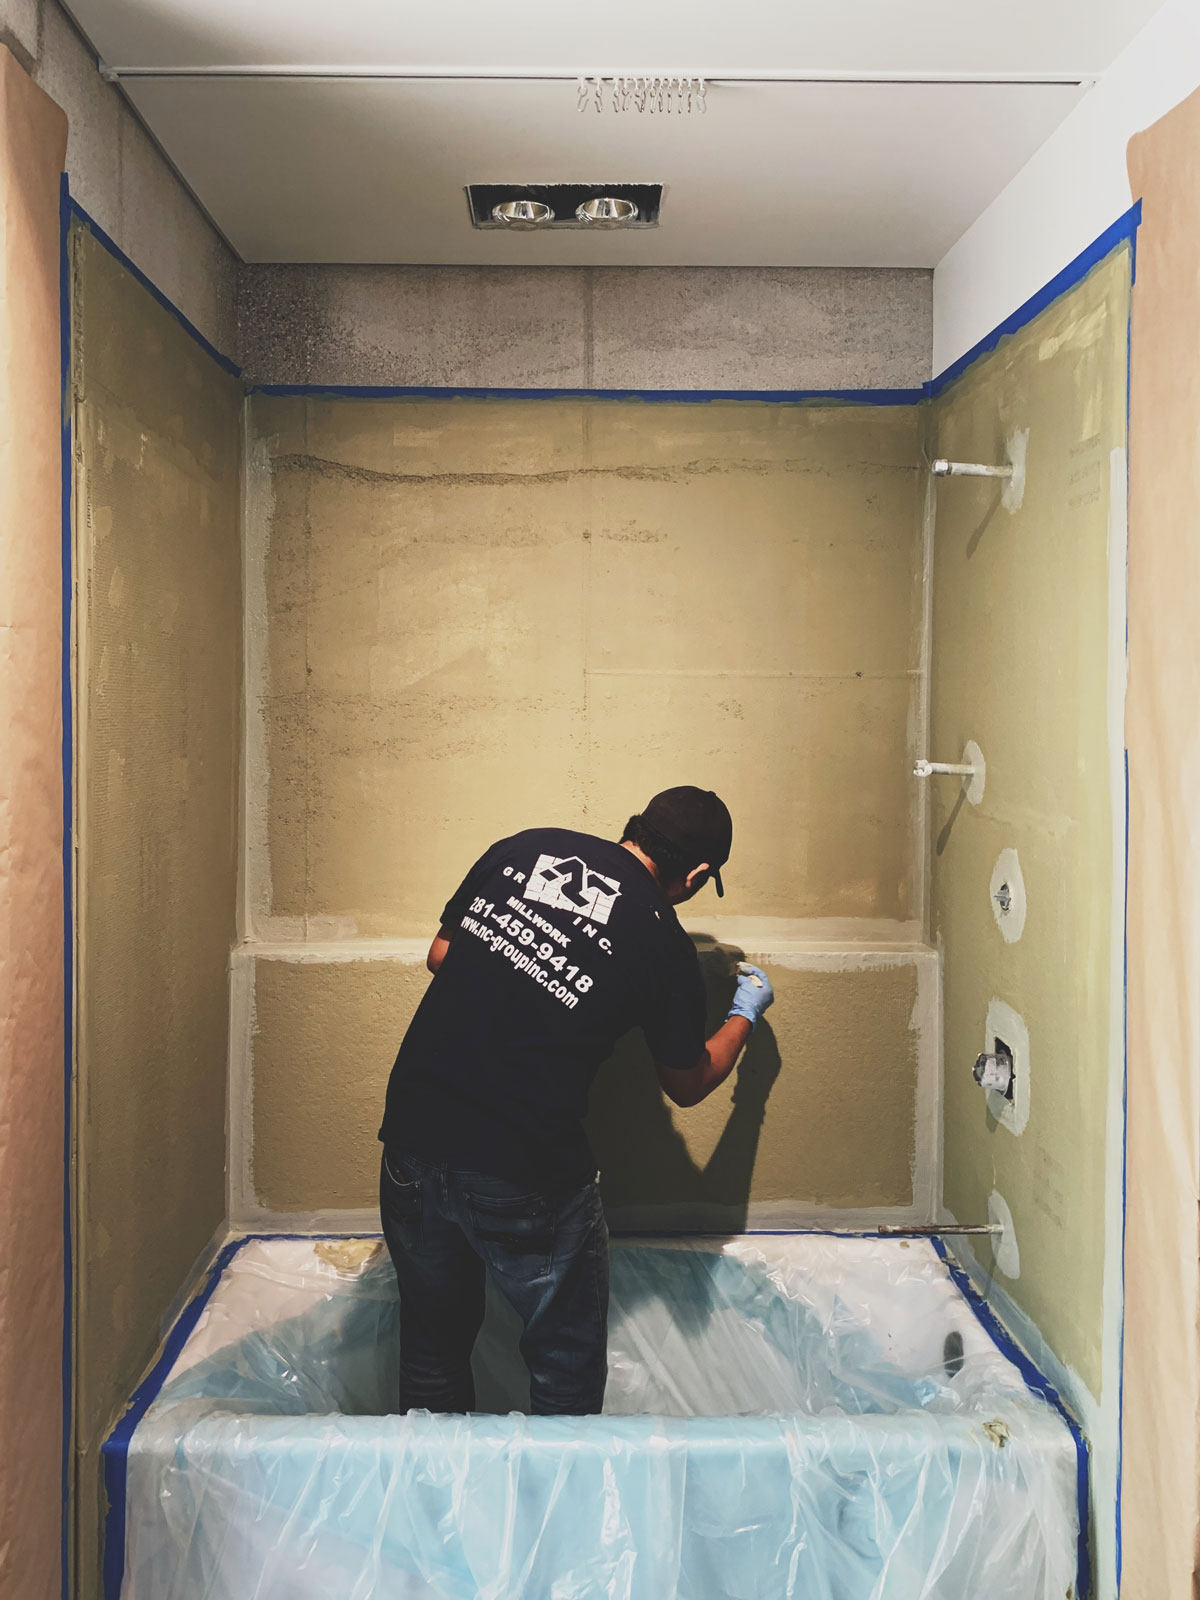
[65,0,1168,265]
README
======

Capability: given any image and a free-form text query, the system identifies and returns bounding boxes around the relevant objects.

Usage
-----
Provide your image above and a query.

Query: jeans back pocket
[466,1191,554,1282]
[381,1151,423,1233]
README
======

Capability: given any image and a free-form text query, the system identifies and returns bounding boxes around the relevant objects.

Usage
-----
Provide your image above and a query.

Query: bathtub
[102,1234,1084,1600]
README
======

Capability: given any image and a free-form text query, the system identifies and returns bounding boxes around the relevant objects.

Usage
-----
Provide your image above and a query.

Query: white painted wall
[933,0,1200,374]
[0,0,236,354]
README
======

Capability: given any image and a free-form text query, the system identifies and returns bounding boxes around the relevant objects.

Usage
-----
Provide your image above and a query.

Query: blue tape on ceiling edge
[66,197,242,380]
[58,170,74,1600]
[930,1238,1091,1600]
[929,201,1142,398]
[248,382,927,405]
[66,197,1140,415]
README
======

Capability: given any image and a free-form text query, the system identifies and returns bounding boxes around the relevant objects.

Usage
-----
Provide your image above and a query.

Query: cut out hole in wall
[974,1038,1015,1099]
[984,998,1029,1135]
[992,1037,1015,1100]
[989,847,1026,941]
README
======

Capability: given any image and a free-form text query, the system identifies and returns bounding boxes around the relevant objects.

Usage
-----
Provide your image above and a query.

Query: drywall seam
[910,949,942,1222]
[239,938,935,972]
[750,949,934,974]
[240,939,431,965]
[241,421,271,941]
[1092,443,1129,1600]
[227,953,256,1225]
[915,462,936,939]
[252,915,360,943]
[677,916,928,946]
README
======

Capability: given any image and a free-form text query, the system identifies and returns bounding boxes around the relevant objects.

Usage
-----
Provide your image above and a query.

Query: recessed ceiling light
[576,196,640,228]
[491,199,555,228]
[467,185,661,229]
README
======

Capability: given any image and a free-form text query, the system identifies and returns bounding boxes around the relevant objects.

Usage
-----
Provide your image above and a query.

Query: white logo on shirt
[524,854,621,926]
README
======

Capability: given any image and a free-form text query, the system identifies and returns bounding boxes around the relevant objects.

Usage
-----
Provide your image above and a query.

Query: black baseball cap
[641,786,733,896]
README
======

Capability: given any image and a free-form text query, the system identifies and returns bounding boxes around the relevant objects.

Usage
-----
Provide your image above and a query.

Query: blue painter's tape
[1115,747,1131,1588]
[58,170,75,1600]
[100,1237,250,1600]
[930,202,1142,397]
[930,1237,1091,1600]
[65,198,241,379]
[249,382,926,405]
[1112,276,1133,1587]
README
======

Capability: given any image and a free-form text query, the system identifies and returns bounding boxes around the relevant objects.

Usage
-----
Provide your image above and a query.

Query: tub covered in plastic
[102,1235,1085,1600]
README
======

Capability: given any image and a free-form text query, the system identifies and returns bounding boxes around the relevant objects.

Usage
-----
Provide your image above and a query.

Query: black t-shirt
[379,827,707,1188]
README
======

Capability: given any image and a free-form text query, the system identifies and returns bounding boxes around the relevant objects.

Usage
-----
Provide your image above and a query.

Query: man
[378,785,775,1417]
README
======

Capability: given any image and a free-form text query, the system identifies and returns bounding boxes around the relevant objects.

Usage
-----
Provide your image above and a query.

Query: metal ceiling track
[100,64,1096,86]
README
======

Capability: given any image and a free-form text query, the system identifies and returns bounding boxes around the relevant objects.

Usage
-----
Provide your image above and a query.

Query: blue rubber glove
[727,963,775,1029]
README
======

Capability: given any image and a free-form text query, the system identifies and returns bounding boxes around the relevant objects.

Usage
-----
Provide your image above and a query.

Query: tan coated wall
[246,951,928,1223]
[72,227,242,1596]
[242,392,930,1221]
[931,249,1130,1399]
[249,394,925,933]
[0,48,67,1600]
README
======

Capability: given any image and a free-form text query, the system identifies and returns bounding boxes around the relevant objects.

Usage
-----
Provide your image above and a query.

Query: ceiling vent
[467,183,662,230]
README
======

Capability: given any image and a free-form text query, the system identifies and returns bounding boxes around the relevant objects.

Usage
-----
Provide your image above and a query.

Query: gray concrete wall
[0,0,237,354]
[237,264,933,390]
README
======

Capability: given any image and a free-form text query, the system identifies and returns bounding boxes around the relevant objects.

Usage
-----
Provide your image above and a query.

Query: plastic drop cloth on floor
[106,1235,1083,1600]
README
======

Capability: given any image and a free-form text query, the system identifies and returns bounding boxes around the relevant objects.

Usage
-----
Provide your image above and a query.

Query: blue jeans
[379,1147,610,1415]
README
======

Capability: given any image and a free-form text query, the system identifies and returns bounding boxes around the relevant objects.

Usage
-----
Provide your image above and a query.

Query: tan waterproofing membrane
[247,954,925,1221]
[243,394,933,1222]
[1123,83,1200,1600]
[0,47,68,1600]
[931,250,1129,1400]
[72,227,242,1599]
[250,396,925,933]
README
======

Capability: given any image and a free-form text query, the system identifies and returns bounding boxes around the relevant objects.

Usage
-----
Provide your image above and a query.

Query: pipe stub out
[913,741,985,804]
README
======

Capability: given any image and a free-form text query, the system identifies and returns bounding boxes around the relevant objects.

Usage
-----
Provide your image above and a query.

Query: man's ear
[684,861,712,894]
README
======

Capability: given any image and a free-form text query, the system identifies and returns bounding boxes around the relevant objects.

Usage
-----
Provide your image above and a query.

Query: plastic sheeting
[1124,82,1200,1600]
[107,1236,1082,1600]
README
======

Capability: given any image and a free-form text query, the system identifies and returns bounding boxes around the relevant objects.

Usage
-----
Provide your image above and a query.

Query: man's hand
[655,963,777,1108]
[727,963,775,1030]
